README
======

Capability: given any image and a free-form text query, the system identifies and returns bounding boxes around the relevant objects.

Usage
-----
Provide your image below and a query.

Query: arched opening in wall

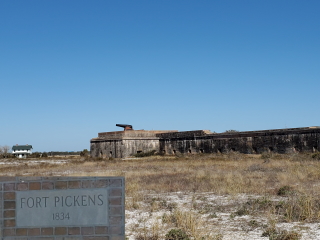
[200,149,204,154]
[268,147,274,153]
[109,151,113,157]
[217,148,222,154]
[313,146,318,152]
[293,146,299,153]
[173,149,176,155]
[231,148,236,152]
[188,149,192,154]
[252,147,258,154]
[99,150,103,158]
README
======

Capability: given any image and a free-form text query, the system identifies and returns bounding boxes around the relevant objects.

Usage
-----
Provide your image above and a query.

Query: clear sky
[1,1,319,152]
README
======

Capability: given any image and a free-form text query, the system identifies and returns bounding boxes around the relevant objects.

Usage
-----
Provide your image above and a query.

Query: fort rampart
[90,127,320,158]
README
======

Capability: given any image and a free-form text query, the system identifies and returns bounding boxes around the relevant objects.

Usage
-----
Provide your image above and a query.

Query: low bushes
[262,227,301,240]
[134,150,157,158]
[311,152,320,160]
[165,229,190,240]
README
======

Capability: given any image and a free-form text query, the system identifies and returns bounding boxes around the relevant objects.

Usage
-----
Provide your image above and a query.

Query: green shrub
[277,186,295,196]
[134,150,157,158]
[1,153,15,158]
[165,229,190,240]
[311,152,320,160]
[262,228,301,240]
[235,206,249,216]
[80,149,89,157]
[248,220,259,228]
[28,152,41,158]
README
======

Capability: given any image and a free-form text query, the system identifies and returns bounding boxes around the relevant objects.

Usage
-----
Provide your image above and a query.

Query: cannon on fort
[116,124,133,131]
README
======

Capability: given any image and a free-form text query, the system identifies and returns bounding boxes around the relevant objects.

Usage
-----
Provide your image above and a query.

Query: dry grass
[1,153,320,239]
[163,209,223,239]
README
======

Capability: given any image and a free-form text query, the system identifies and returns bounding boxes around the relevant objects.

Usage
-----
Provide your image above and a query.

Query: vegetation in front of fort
[1,152,320,239]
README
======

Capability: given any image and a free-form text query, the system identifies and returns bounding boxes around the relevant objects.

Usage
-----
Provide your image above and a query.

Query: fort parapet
[90,126,320,158]
[90,130,177,158]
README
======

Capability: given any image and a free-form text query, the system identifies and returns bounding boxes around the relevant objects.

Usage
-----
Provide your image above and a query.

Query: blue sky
[1,1,319,152]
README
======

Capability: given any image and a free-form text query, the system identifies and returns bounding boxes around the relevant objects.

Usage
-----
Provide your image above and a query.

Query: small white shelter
[12,144,33,158]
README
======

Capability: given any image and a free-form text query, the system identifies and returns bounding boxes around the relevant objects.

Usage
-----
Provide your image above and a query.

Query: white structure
[12,144,33,158]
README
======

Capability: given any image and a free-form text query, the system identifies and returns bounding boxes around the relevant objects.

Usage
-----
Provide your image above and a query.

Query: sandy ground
[126,192,320,240]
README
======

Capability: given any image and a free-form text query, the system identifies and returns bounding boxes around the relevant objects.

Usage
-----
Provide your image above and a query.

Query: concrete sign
[0,176,125,240]
[16,188,108,227]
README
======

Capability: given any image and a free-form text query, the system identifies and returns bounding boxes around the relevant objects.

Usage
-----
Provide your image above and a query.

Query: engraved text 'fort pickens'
[16,188,109,227]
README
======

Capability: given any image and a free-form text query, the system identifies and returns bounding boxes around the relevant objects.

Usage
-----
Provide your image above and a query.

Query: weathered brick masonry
[158,127,320,155]
[90,127,320,158]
